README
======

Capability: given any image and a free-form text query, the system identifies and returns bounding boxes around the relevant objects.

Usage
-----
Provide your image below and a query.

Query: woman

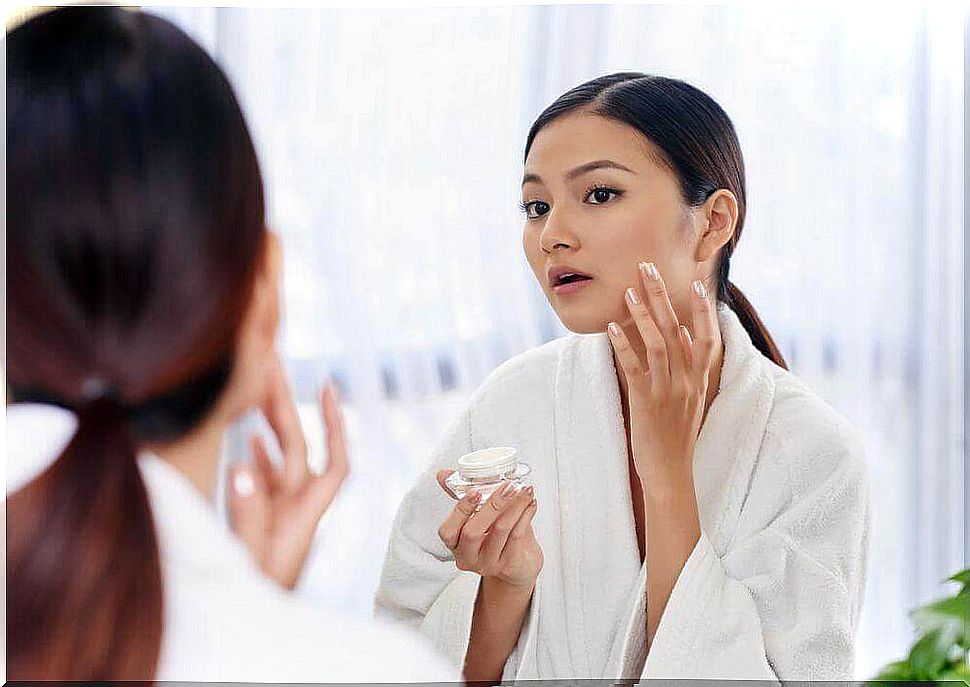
[6,7,456,682]
[375,73,872,683]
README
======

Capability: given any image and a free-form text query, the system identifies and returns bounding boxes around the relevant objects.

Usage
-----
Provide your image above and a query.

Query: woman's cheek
[522,230,542,272]
[608,286,631,322]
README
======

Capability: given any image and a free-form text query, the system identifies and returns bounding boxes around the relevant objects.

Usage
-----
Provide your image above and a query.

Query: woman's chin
[546,289,626,335]
[555,311,615,336]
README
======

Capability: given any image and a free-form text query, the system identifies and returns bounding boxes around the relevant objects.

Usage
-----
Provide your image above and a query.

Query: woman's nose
[538,210,580,254]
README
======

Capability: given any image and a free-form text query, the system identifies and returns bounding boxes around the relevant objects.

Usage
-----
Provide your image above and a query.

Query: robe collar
[138,451,259,583]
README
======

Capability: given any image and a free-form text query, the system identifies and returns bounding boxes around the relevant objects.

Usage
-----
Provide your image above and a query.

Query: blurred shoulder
[762,362,867,486]
[5,403,78,495]
[160,565,458,682]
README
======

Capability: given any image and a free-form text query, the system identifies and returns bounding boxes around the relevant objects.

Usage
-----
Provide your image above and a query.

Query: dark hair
[6,7,266,679]
[524,72,787,369]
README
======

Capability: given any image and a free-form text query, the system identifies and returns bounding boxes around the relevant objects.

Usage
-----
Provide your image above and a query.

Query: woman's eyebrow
[566,159,636,180]
[522,159,636,187]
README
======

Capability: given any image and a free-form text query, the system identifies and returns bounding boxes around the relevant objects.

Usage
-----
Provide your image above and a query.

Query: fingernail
[692,280,707,299]
[525,485,535,497]
[607,322,621,337]
[644,261,660,281]
[626,287,640,305]
[499,482,514,498]
[233,469,255,497]
[469,489,482,501]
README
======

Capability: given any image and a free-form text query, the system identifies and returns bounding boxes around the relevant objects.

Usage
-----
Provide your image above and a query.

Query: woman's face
[221,229,283,419]
[522,111,708,335]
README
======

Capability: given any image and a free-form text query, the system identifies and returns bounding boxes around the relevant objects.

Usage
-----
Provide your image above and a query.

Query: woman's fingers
[318,382,350,485]
[455,482,522,562]
[623,286,668,386]
[509,497,538,538]
[261,351,309,490]
[638,261,689,382]
[689,279,717,380]
[607,321,647,395]
[227,462,270,563]
[437,489,482,551]
[436,469,459,499]
[475,487,535,573]
[678,324,695,371]
[291,383,351,526]
[302,463,346,526]
[251,434,280,496]
[500,497,538,559]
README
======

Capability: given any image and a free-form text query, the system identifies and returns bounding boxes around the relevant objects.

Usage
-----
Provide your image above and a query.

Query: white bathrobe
[375,302,871,682]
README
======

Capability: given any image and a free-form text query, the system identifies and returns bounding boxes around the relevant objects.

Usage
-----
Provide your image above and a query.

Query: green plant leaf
[872,568,970,685]
[949,643,969,663]
[910,628,954,679]
[936,660,970,685]
[948,568,970,596]
[870,659,915,682]
[911,596,970,642]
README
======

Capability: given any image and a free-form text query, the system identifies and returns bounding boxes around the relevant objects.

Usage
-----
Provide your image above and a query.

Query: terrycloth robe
[374,303,871,682]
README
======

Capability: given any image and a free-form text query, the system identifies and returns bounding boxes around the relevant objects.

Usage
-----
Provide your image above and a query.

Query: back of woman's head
[525,72,787,369]
[7,6,266,679]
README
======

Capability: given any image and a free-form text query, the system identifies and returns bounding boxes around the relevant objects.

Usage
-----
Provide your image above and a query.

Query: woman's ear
[693,189,738,263]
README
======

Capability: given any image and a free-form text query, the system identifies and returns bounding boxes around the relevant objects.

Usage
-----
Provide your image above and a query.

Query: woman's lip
[552,278,593,295]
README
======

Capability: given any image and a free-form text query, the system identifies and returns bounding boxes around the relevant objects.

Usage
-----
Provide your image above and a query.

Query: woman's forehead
[525,112,663,180]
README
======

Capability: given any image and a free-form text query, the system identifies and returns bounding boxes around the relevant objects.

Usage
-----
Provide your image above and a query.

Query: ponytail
[7,6,267,680]
[723,280,788,370]
[7,397,164,680]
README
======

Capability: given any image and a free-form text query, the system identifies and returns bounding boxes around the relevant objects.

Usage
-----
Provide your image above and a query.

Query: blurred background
[8,3,966,680]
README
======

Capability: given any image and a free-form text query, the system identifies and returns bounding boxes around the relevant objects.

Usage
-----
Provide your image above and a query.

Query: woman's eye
[586,187,620,205]
[520,200,550,219]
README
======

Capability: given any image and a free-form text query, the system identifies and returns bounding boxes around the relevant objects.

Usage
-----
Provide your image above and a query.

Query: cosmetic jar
[445,446,532,510]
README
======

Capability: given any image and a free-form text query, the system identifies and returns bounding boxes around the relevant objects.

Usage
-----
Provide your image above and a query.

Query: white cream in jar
[445,446,532,509]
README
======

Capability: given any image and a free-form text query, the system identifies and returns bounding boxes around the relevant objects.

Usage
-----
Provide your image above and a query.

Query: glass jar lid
[456,446,518,479]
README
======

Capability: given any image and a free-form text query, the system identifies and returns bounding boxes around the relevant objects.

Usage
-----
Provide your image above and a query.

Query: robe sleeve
[641,441,872,682]
[373,399,484,672]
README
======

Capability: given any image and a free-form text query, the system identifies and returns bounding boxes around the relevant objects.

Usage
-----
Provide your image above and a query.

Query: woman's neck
[144,413,229,501]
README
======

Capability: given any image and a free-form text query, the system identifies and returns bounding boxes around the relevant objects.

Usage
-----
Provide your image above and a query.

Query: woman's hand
[228,351,350,590]
[435,472,542,591]
[607,261,718,488]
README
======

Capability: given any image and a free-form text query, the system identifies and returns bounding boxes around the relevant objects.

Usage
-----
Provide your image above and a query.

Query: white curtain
[149,5,965,680]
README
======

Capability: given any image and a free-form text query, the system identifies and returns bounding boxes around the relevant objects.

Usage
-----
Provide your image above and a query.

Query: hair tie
[81,376,121,406]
